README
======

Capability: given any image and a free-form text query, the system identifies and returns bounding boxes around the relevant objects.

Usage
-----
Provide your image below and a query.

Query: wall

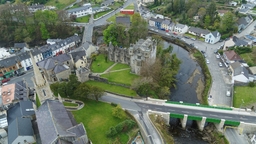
[241,123,256,133]
[56,69,71,81]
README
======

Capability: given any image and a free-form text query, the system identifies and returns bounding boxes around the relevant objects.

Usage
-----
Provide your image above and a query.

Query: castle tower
[30,51,54,105]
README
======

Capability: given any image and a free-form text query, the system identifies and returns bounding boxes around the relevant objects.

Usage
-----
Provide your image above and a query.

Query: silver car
[219,62,223,67]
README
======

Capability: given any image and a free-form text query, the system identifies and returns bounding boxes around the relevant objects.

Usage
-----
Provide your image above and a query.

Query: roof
[211,31,219,38]
[29,4,44,9]
[162,19,170,25]
[8,117,34,144]
[67,5,91,13]
[0,55,21,68]
[7,101,35,124]
[249,66,256,75]
[189,27,210,35]
[16,49,42,61]
[237,15,252,26]
[101,0,114,5]
[233,36,248,46]
[230,62,249,78]
[36,100,87,144]
[38,53,71,70]
[154,18,164,23]
[175,23,186,29]
[70,51,86,62]
[53,64,68,74]
[116,16,131,26]
[14,43,27,49]
[224,50,242,61]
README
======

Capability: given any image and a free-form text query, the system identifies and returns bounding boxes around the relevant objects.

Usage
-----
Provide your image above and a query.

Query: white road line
[195,113,203,115]
[182,111,190,113]
[125,108,138,112]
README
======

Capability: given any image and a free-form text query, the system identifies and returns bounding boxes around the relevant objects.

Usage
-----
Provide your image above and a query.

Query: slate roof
[211,31,219,38]
[224,50,242,61]
[70,51,86,63]
[0,55,21,68]
[38,53,71,70]
[116,16,131,26]
[175,23,186,29]
[14,43,27,49]
[7,101,35,124]
[154,18,164,23]
[8,117,34,144]
[14,80,28,101]
[16,49,42,61]
[230,62,249,78]
[101,0,114,5]
[36,100,87,144]
[162,19,171,25]
[233,36,248,46]
[67,5,91,13]
[237,16,252,26]
[53,64,68,74]
[189,27,210,35]
[29,4,44,9]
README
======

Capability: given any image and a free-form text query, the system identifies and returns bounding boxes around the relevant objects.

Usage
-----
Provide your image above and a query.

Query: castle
[108,37,157,75]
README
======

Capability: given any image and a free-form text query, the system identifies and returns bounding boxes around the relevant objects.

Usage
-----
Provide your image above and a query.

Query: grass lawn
[184,33,196,39]
[124,3,134,10]
[36,94,41,108]
[86,80,137,97]
[233,86,256,107]
[75,15,90,23]
[240,47,256,66]
[91,54,114,73]
[46,0,76,9]
[63,102,78,107]
[101,69,139,85]
[110,63,130,71]
[107,12,132,22]
[109,2,124,9]
[67,3,80,9]
[94,9,113,19]
[72,99,130,144]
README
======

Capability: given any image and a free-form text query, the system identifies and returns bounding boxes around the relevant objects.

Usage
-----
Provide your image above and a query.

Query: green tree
[90,86,104,101]
[112,104,126,119]
[221,11,236,32]
[206,2,217,22]
[40,23,50,40]
[158,86,171,99]
[129,13,148,43]
[66,74,81,97]
[198,7,206,17]
[74,82,91,98]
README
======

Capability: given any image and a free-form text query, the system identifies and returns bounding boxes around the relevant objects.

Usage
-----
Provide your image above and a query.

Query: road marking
[195,113,203,115]
[210,114,218,117]
[241,117,248,120]
[182,111,190,113]
[167,109,175,111]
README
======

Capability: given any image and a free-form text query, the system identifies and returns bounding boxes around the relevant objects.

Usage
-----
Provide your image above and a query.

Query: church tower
[30,51,54,104]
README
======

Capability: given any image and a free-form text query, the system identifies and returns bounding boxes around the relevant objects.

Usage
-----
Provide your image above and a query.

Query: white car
[219,62,223,67]
[226,91,231,97]
[216,55,220,59]
[206,59,210,64]
[166,33,170,36]
[155,30,159,32]
[150,28,154,31]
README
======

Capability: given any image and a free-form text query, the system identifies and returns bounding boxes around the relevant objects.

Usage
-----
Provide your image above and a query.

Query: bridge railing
[165,101,232,111]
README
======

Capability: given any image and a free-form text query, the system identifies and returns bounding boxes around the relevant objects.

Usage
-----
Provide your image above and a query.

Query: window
[137,56,141,59]
[67,61,69,64]
[81,62,83,64]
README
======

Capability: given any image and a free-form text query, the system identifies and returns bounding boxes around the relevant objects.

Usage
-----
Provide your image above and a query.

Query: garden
[233,85,256,108]
[46,0,76,9]
[72,99,138,143]
[90,54,115,73]
[76,15,90,23]
[94,9,113,19]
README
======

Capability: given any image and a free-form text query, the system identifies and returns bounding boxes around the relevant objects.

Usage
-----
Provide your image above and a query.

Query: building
[76,67,90,82]
[37,54,72,82]
[154,18,164,29]
[0,55,22,74]
[36,100,89,144]
[70,50,88,69]
[148,17,156,27]
[223,36,248,50]
[120,9,134,15]
[108,37,157,74]
[161,19,171,31]
[17,50,43,71]
[14,43,28,50]
[230,62,250,83]
[101,0,114,6]
[40,45,53,59]
[229,1,237,6]
[28,4,45,12]
[66,5,92,18]
[1,81,29,109]
[30,51,55,104]
[223,50,242,64]
[0,48,11,60]
[188,27,210,38]
[116,16,131,27]
[205,31,221,44]
[46,39,62,45]
[217,10,228,17]
[237,15,253,32]
[142,0,154,3]
[173,23,189,34]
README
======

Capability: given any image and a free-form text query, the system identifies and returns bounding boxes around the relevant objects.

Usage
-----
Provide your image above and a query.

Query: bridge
[135,98,256,133]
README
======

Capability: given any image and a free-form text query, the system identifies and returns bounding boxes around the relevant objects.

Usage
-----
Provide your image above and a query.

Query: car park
[219,62,223,67]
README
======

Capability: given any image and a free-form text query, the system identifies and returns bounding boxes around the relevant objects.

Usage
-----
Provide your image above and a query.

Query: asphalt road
[225,128,249,144]
[8,70,34,87]
[149,27,233,107]
[235,20,256,38]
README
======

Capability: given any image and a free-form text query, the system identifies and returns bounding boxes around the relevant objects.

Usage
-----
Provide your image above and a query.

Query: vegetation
[124,3,134,10]
[36,94,41,108]
[104,13,148,47]
[112,104,127,119]
[63,102,78,107]
[0,5,79,46]
[75,15,90,23]
[72,99,135,144]
[86,80,137,97]
[233,86,256,108]
[240,47,256,66]
[45,0,76,9]
[110,63,130,71]
[94,9,113,19]
[101,69,139,85]
[229,46,252,55]
[107,13,131,22]
[109,2,124,9]
[106,119,136,137]
[91,54,115,73]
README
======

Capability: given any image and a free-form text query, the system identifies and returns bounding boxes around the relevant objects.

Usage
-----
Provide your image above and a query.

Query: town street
[235,20,256,38]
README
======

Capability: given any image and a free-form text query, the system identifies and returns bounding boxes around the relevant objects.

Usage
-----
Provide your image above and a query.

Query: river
[164,41,208,144]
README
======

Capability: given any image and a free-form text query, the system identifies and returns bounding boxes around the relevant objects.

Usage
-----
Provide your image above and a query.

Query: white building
[142,0,154,3]
[18,50,43,71]
[0,48,11,60]
[205,31,221,44]
[174,23,189,34]
[66,5,92,18]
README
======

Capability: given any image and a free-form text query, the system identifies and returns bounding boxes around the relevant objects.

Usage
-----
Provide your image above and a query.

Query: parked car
[17,72,25,76]
[206,59,210,64]
[184,36,189,39]
[214,50,218,54]
[201,50,205,54]
[191,38,196,41]
[216,55,220,59]
[2,78,10,83]
[226,90,231,97]
[166,33,170,36]
[219,62,223,67]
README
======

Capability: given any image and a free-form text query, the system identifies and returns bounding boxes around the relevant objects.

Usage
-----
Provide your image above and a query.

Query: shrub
[248,82,255,87]
[111,102,118,107]
[106,120,136,137]
[106,127,118,137]
[112,104,126,119]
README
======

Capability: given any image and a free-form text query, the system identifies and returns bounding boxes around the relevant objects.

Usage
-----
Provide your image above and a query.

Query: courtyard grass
[233,86,256,108]
[72,99,130,144]
[94,9,113,19]
[124,3,134,10]
[110,63,130,71]
[46,0,76,9]
[91,54,114,73]
[86,80,137,97]
[75,15,90,23]
[63,102,78,107]
[101,69,139,85]
[240,47,256,66]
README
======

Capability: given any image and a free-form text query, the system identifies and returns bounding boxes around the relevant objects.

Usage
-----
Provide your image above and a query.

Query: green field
[72,99,130,144]
[233,86,256,108]
[46,0,76,9]
[76,15,90,23]
[86,81,137,97]
[124,3,134,10]
[109,2,124,9]
[94,9,113,19]
[101,69,139,85]
[67,3,80,9]
[110,63,130,71]
[63,102,78,107]
[240,47,256,66]
[91,54,115,73]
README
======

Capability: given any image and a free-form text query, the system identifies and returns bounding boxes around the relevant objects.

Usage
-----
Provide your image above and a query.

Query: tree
[112,104,126,119]
[66,74,81,97]
[206,2,216,22]
[129,13,148,43]
[204,15,211,28]
[90,86,104,101]
[40,23,50,40]
[158,86,171,99]
[74,82,91,99]
[221,11,236,32]
[198,7,206,17]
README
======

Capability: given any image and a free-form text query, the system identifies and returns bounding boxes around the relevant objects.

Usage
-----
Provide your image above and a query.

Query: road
[235,20,256,38]
[149,27,233,107]
[225,128,249,144]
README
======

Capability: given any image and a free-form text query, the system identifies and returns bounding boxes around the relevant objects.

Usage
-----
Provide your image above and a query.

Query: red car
[2,78,10,83]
